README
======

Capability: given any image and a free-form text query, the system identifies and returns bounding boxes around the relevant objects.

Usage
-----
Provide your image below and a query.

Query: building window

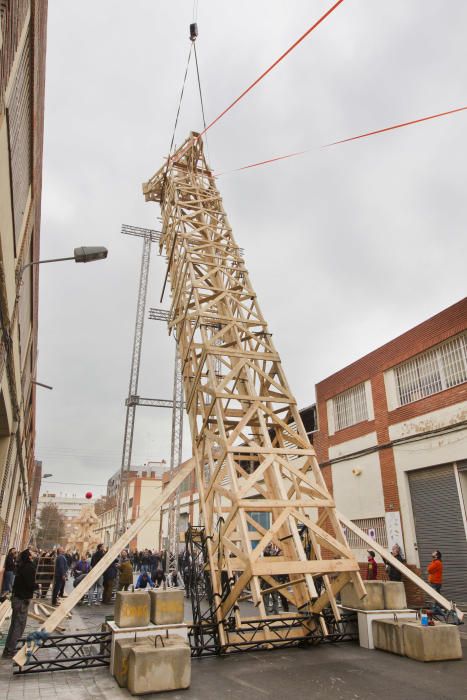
[344,517,388,550]
[332,383,368,431]
[394,333,467,406]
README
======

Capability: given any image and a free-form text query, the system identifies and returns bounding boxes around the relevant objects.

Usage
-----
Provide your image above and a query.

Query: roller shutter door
[408,464,467,606]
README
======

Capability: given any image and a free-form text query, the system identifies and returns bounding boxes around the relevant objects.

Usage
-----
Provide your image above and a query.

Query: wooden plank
[337,511,464,620]
[0,599,11,628]
[13,457,195,666]
[252,560,360,576]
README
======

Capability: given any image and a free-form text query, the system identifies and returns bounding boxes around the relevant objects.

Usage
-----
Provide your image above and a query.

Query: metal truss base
[13,631,111,674]
[185,525,358,657]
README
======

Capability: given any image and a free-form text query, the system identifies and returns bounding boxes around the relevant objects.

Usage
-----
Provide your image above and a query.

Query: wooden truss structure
[12,132,462,666]
[142,133,366,647]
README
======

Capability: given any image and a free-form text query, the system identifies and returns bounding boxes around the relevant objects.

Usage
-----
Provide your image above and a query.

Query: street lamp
[21,246,108,272]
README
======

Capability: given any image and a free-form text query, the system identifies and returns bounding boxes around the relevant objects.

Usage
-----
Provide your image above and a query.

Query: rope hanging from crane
[170,0,347,165]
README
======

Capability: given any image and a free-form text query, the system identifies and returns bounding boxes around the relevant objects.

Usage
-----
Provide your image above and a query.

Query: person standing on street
[384,544,404,582]
[117,551,134,591]
[427,549,443,594]
[2,549,36,658]
[1,548,17,594]
[427,549,443,614]
[88,543,105,605]
[102,560,118,604]
[52,547,68,606]
[367,550,378,580]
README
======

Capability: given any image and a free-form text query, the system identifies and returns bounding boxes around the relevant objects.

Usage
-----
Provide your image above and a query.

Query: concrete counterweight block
[149,588,185,625]
[114,591,150,628]
[382,581,407,610]
[402,622,462,662]
[341,581,385,610]
[114,636,153,687]
[372,619,405,656]
[127,638,191,695]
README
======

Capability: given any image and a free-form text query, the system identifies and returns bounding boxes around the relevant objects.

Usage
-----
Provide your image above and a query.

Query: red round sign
[85,491,93,500]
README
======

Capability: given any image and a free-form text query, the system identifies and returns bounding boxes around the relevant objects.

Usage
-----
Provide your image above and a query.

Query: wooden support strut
[13,457,195,667]
[337,512,464,621]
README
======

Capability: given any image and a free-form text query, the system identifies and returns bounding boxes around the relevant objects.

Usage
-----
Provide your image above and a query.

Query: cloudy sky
[37,0,467,498]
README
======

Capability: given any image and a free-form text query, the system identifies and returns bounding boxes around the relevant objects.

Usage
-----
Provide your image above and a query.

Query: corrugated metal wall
[409,464,467,606]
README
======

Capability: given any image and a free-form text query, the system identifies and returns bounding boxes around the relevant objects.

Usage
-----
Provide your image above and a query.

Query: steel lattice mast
[143,133,366,648]
[167,346,184,572]
[115,229,153,536]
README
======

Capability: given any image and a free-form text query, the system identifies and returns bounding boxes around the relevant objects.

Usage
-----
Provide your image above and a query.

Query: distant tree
[94,495,116,516]
[36,503,66,549]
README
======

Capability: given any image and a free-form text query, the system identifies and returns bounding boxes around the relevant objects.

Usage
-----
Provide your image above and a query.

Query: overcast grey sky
[36,0,467,498]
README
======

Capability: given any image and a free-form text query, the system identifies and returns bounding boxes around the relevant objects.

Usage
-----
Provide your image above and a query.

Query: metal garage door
[408,464,467,606]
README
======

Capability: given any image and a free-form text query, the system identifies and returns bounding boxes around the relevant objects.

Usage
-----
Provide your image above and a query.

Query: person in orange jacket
[427,549,443,595]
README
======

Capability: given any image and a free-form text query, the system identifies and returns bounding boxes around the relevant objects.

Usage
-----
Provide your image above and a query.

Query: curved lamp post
[22,246,108,272]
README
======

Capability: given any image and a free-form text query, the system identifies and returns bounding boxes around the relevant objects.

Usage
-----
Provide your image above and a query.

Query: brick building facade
[313,297,467,606]
[0,1,48,583]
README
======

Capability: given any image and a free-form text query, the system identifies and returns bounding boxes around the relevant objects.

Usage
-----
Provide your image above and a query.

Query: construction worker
[2,549,36,659]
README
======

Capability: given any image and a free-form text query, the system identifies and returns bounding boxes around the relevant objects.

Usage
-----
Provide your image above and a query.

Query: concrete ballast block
[127,641,191,695]
[382,581,407,610]
[113,637,153,687]
[372,619,405,655]
[402,622,463,662]
[114,591,150,628]
[149,589,184,625]
[341,581,385,611]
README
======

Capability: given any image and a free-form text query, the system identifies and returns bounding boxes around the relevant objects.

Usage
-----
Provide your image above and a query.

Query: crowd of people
[0,544,187,659]
[0,541,445,659]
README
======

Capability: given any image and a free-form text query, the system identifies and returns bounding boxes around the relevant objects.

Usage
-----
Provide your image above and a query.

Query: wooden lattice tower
[143,133,366,648]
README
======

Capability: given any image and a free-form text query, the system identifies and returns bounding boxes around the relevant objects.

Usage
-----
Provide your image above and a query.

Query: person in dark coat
[153,567,166,588]
[149,550,161,580]
[1,548,17,594]
[102,560,118,604]
[2,549,36,658]
[384,544,405,582]
[52,547,68,606]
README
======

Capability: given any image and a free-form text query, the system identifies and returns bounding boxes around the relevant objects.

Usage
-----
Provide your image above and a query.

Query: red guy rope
[218,104,467,175]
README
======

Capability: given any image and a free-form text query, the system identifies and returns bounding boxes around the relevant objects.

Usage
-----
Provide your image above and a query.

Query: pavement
[1,579,466,700]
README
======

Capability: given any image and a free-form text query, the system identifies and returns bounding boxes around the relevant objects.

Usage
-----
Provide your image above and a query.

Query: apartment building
[0,1,48,583]
[313,298,467,605]
[96,463,167,550]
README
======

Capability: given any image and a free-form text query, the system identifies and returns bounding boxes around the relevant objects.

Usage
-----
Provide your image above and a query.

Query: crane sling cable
[170,0,346,165]
[216,104,467,175]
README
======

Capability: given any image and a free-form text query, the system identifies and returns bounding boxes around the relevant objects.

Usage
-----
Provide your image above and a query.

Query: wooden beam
[252,560,360,576]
